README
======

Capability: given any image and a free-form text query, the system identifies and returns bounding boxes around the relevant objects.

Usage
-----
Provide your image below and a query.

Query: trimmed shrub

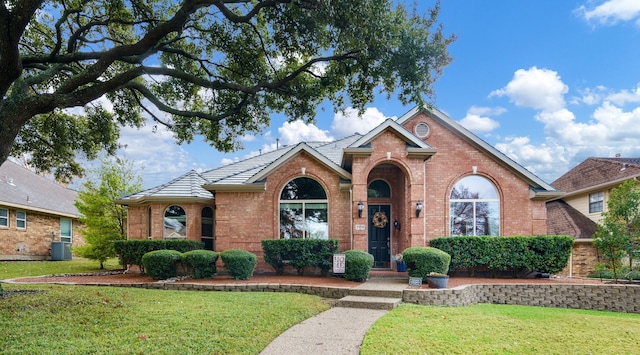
[142,249,183,280]
[113,239,204,272]
[430,235,573,275]
[262,239,339,275]
[403,247,451,281]
[220,249,257,280]
[182,250,219,279]
[343,250,374,281]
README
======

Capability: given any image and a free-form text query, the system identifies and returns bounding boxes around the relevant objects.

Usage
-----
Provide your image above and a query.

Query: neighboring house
[548,157,640,277]
[117,107,561,273]
[0,160,83,260]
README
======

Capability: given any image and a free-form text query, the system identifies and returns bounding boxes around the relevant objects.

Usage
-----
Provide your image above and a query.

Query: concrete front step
[347,288,404,298]
[337,295,402,310]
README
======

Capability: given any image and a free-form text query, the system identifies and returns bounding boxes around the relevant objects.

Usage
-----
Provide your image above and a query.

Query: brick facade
[125,110,552,273]
[0,207,83,260]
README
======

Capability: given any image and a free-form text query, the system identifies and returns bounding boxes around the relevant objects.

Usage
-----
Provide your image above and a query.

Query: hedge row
[429,235,573,275]
[114,240,204,272]
[262,239,339,275]
[140,249,259,280]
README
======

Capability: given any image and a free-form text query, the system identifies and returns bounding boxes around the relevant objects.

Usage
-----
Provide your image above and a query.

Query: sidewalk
[259,307,387,355]
[260,276,407,355]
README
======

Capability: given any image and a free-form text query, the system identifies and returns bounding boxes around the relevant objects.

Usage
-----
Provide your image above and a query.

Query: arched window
[279,177,328,239]
[449,176,500,236]
[368,180,391,198]
[164,205,186,238]
[201,207,214,250]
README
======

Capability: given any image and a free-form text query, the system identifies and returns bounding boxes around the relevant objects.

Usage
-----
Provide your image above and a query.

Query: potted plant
[393,253,406,272]
[426,272,449,289]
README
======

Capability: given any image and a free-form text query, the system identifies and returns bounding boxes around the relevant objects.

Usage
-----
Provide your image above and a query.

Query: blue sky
[112,0,640,189]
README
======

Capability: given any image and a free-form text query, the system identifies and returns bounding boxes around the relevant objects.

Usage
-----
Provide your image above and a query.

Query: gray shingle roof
[201,134,361,185]
[121,170,213,200]
[546,200,597,238]
[551,157,640,194]
[0,160,79,217]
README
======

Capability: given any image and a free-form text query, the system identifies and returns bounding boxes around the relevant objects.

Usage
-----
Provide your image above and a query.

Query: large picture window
[279,177,328,239]
[164,205,186,238]
[450,176,500,236]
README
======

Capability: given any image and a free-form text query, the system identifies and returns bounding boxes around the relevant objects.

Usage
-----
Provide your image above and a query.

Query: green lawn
[3,260,640,354]
[0,283,330,354]
[0,258,121,279]
[361,303,640,354]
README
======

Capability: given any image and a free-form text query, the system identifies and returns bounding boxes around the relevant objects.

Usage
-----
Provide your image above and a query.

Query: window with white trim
[589,191,604,213]
[0,208,8,227]
[279,177,328,239]
[450,176,500,236]
[60,218,72,243]
[16,211,26,229]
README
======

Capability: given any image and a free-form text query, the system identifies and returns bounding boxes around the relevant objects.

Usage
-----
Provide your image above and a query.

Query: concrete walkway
[260,276,407,355]
[260,307,387,355]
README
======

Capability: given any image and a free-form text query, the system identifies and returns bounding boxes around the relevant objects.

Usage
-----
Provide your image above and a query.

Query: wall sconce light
[416,200,423,217]
[51,231,57,240]
[358,201,365,218]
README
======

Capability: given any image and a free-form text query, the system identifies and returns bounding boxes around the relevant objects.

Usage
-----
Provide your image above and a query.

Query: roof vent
[7,178,15,186]
[621,163,627,171]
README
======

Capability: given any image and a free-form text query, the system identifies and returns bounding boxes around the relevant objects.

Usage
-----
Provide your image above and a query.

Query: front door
[368,205,391,268]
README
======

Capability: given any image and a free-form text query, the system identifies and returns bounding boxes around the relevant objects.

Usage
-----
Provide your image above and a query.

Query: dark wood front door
[368,205,391,268]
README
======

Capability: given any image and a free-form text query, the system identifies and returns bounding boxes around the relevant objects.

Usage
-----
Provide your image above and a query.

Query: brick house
[0,160,83,260]
[548,157,640,277]
[117,107,561,273]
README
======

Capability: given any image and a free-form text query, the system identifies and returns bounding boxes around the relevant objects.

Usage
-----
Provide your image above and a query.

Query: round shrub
[142,249,183,280]
[182,250,219,279]
[403,246,451,281]
[220,249,257,280]
[343,250,374,282]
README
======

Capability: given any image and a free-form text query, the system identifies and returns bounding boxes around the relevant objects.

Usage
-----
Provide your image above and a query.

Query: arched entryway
[367,164,408,268]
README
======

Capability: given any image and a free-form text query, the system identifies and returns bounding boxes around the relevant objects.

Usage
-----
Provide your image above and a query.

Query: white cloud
[459,114,500,133]
[570,86,608,105]
[458,106,503,133]
[605,84,640,105]
[495,136,569,181]
[489,68,640,182]
[490,67,568,112]
[278,120,333,146]
[330,107,390,137]
[575,0,640,25]
[467,105,507,116]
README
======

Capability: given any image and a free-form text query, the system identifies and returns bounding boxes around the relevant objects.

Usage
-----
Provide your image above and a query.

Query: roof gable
[552,157,640,194]
[349,118,434,149]
[245,142,352,184]
[0,160,79,217]
[397,106,559,195]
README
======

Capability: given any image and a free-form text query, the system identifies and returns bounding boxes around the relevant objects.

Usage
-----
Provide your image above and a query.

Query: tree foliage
[0,0,454,181]
[593,179,640,281]
[74,158,142,268]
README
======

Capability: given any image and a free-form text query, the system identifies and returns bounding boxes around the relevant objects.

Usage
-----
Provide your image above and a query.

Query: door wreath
[372,211,388,228]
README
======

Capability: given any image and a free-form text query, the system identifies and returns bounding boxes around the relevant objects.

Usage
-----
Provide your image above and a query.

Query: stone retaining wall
[105,282,352,299]
[13,278,640,314]
[403,284,640,313]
